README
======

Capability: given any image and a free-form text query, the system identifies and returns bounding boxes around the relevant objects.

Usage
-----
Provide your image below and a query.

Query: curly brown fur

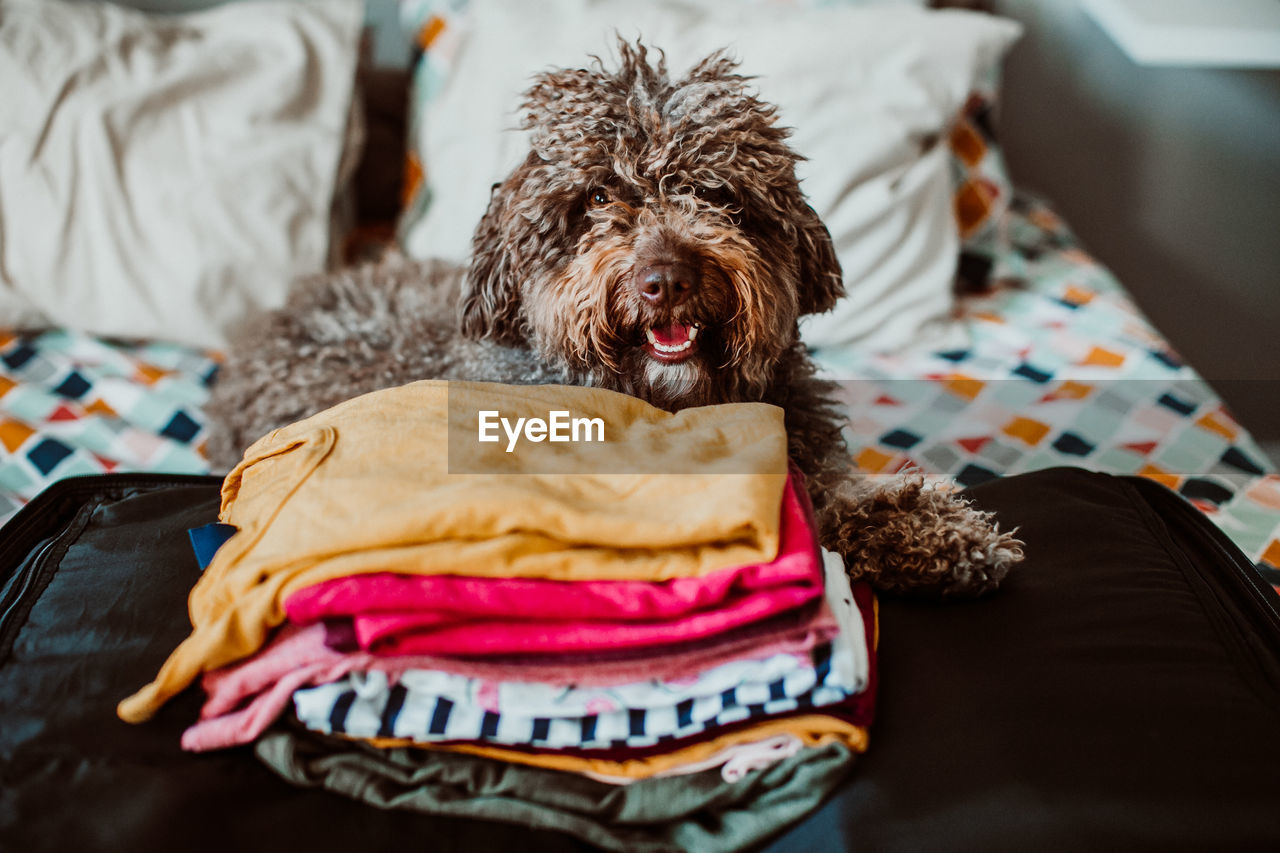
[205,256,568,466]
[206,40,1021,597]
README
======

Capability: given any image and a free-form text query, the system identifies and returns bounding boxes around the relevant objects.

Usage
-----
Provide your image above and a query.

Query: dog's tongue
[651,323,694,346]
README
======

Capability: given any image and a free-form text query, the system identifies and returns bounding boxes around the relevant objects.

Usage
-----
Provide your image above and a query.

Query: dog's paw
[937,511,1024,598]
[825,475,1024,598]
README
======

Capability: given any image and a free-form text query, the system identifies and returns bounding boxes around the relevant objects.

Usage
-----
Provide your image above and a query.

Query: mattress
[1,195,1277,591]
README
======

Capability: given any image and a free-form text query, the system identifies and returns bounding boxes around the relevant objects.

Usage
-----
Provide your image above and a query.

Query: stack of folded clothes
[120,381,876,852]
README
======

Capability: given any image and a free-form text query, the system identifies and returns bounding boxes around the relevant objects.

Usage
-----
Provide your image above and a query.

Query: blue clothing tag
[187,523,237,571]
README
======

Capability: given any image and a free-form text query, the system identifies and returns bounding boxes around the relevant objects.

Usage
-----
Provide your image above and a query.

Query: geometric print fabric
[812,194,1280,590]
[0,330,215,520]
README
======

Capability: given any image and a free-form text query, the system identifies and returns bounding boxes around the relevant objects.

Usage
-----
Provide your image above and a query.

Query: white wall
[993,0,1280,439]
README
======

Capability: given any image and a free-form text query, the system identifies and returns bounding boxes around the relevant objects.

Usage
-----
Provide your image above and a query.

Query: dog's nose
[635,262,698,307]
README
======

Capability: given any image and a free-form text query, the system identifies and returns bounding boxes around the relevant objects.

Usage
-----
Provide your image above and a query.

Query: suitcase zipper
[0,502,95,662]
[0,474,220,663]
[0,536,57,628]
[1126,476,1280,703]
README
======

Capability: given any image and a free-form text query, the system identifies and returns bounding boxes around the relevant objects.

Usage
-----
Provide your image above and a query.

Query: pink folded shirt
[284,473,824,657]
[182,602,839,752]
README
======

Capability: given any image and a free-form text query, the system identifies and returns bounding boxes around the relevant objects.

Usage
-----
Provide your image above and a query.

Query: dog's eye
[588,188,611,207]
[695,184,735,208]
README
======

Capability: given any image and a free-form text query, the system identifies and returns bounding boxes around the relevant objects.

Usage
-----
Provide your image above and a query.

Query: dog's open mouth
[644,323,701,363]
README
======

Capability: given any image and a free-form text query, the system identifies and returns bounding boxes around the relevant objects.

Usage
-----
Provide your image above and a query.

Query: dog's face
[461,42,843,409]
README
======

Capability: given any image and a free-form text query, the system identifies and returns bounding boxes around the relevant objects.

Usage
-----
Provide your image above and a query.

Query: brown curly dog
[206,41,1022,596]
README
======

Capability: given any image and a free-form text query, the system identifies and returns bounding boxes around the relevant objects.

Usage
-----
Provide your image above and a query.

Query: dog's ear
[461,173,527,343]
[794,203,845,316]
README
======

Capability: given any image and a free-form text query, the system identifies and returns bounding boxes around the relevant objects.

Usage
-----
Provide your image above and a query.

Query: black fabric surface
[766,468,1280,852]
[2,468,1279,852]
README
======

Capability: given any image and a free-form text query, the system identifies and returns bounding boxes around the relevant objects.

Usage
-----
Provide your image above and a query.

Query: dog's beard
[620,348,714,409]
[524,224,795,410]
[643,357,708,401]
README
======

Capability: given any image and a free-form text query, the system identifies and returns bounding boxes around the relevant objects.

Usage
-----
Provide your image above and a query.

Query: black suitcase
[2,468,1279,852]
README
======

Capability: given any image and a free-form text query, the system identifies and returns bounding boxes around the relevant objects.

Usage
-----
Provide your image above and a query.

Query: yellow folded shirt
[119,380,788,723]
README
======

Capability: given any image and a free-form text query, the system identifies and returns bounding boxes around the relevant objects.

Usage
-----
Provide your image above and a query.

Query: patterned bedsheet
[2,196,1278,590]
[0,334,215,520]
[812,195,1280,589]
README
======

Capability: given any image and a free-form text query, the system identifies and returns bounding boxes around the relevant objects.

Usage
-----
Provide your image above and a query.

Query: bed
[3,186,1277,590]
[3,0,1279,849]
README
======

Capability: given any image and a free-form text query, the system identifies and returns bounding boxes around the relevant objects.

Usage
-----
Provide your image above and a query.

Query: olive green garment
[254,725,854,853]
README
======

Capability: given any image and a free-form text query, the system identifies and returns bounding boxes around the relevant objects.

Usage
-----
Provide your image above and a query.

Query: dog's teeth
[646,325,697,355]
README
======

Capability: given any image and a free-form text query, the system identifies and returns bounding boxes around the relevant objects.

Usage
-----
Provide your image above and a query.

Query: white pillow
[399,0,1021,354]
[0,0,364,349]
